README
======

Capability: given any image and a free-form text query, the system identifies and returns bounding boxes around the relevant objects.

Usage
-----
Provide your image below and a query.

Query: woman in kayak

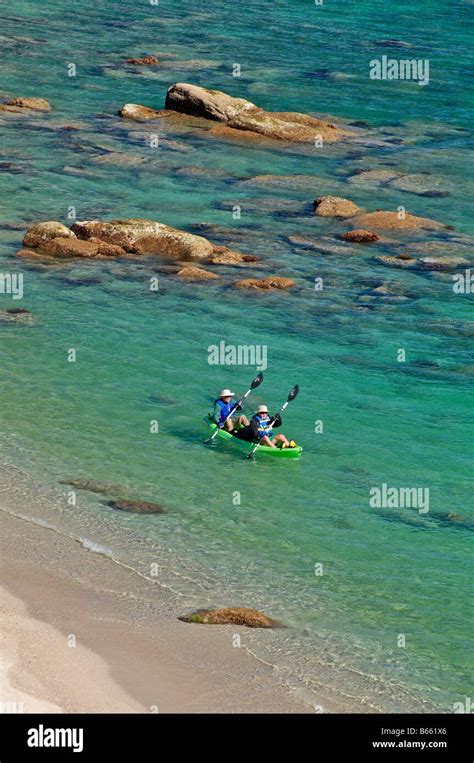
[212,388,250,432]
[234,405,294,448]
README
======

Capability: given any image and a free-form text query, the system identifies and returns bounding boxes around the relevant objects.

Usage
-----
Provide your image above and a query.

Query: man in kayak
[234,405,295,448]
[212,388,250,432]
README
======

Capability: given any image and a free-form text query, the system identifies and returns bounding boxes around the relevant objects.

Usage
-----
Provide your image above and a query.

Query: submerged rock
[288,234,355,255]
[348,169,400,186]
[106,499,167,514]
[238,174,318,190]
[162,82,349,143]
[234,276,295,290]
[349,210,445,231]
[0,309,35,325]
[207,249,248,265]
[0,96,51,113]
[389,174,448,197]
[124,55,159,65]
[59,479,124,495]
[179,607,283,628]
[375,254,418,269]
[418,256,470,271]
[207,123,279,144]
[176,266,220,281]
[119,103,169,121]
[341,229,379,243]
[313,196,361,217]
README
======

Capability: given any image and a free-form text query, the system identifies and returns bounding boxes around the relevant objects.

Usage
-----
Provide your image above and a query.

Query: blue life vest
[214,398,235,426]
[254,414,273,438]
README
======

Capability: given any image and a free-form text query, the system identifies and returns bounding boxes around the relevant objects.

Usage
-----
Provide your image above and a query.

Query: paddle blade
[250,372,264,389]
[287,384,299,402]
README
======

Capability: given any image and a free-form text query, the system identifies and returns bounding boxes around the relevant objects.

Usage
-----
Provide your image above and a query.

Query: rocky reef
[121,82,350,143]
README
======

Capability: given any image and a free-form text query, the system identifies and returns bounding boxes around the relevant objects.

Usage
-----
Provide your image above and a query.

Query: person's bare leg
[273,433,289,446]
[235,415,249,427]
[261,435,276,448]
[223,419,234,432]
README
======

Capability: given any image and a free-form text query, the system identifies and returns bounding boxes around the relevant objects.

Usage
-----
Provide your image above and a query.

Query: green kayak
[206,421,303,459]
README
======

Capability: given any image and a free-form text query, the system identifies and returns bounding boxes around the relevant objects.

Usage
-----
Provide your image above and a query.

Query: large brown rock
[314,196,361,218]
[20,218,251,264]
[0,97,51,113]
[88,237,127,257]
[41,238,102,258]
[179,607,283,628]
[23,221,75,248]
[349,210,444,231]
[235,276,295,290]
[71,219,215,260]
[163,83,349,143]
[165,82,255,122]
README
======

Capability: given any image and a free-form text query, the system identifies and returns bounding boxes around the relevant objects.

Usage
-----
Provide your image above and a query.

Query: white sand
[0,584,144,713]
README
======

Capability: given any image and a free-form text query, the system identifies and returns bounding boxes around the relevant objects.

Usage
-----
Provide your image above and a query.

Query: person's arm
[212,402,221,425]
[230,399,242,415]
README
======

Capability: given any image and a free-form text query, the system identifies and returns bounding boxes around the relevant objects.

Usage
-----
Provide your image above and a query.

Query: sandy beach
[0,509,313,714]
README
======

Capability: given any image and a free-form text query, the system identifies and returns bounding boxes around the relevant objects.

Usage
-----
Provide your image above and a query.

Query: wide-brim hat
[219,389,234,397]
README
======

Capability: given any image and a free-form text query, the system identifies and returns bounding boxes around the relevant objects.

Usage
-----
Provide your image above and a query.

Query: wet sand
[0,510,314,713]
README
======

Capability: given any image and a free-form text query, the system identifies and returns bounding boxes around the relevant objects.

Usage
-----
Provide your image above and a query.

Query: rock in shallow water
[23,221,75,248]
[158,82,350,143]
[176,266,220,281]
[313,195,361,217]
[349,210,445,231]
[21,219,252,264]
[341,229,379,243]
[0,309,35,325]
[106,499,167,514]
[124,55,159,65]
[59,479,124,495]
[234,276,295,290]
[179,607,284,628]
[0,96,51,114]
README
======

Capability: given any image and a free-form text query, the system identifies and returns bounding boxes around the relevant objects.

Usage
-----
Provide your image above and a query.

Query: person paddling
[212,388,249,432]
[234,405,295,448]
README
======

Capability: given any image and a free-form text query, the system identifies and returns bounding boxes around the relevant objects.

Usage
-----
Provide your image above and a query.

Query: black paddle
[246,384,300,459]
[204,372,264,443]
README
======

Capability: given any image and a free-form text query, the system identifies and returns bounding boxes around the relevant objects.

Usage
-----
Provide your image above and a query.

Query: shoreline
[0,509,316,714]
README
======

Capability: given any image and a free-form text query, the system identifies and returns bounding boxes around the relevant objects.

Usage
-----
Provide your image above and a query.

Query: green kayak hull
[206,421,303,459]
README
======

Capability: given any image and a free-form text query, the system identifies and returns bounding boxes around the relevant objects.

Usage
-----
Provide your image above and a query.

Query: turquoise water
[1,0,473,711]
